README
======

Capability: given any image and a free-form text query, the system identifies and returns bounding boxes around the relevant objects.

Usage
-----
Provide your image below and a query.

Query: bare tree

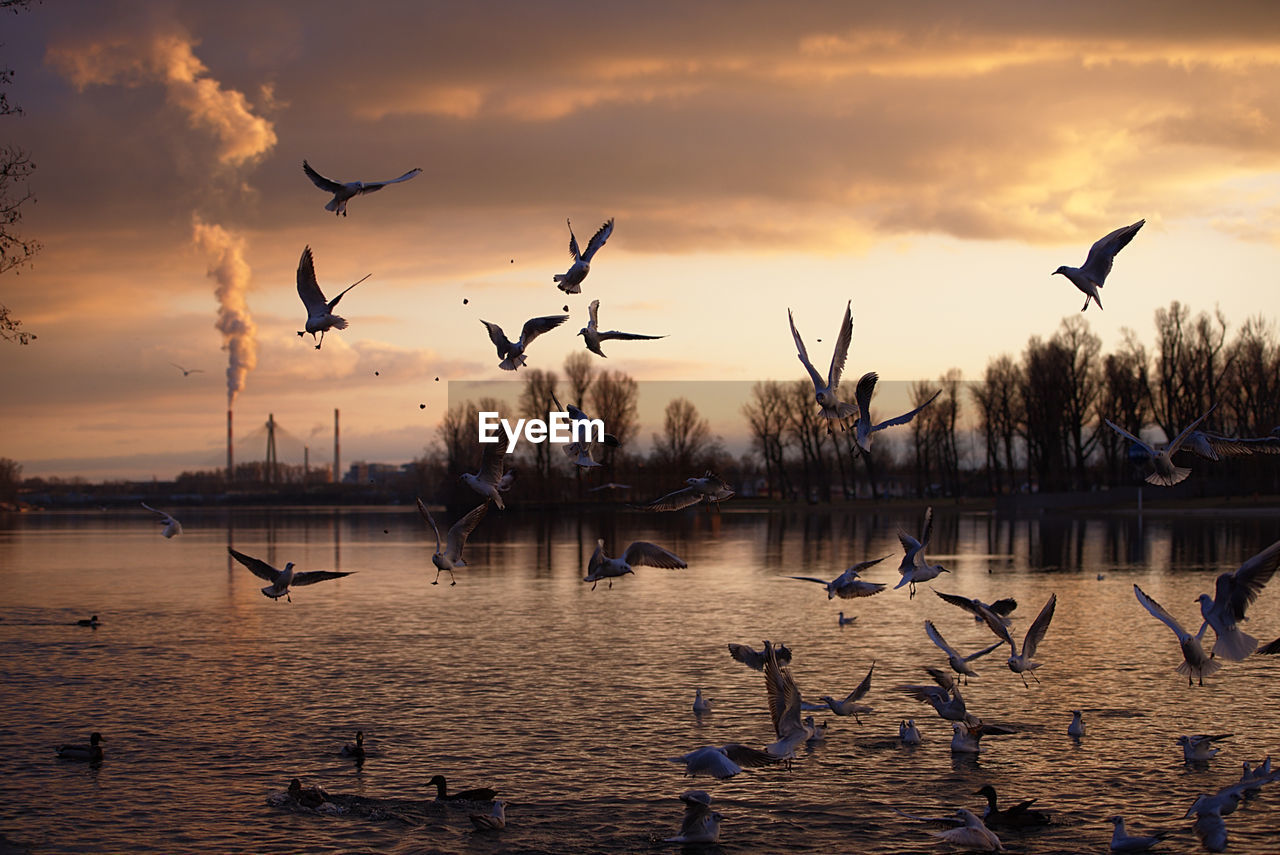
[589,370,639,467]
[562,351,596,407]
[1,4,39,343]
[972,355,1022,494]
[1097,329,1151,483]
[742,380,790,499]
[1052,316,1102,489]
[518,369,559,482]
[652,397,711,473]
[0,455,20,504]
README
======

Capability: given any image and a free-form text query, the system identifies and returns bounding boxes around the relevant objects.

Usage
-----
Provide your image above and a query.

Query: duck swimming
[340,731,365,761]
[56,731,104,762]
[974,784,1051,827]
[428,774,496,802]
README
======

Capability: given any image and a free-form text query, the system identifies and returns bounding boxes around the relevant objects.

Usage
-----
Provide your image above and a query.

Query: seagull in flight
[667,744,780,779]
[974,593,1057,686]
[227,547,353,602]
[583,539,687,589]
[1133,584,1220,686]
[462,442,515,509]
[140,502,182,538]
[664,790,722,844]
[935,590,1018,626]
[578,299,664,357]
[1104,404,1217,486]
[763,642,814,758]
[1052,219,1145,311]
[852,371,940,453]
[634,472,735,512]
[169,362,203,377]
[296,246,370,349]
[551,395,619,468]
[895,505,949,597]
[789,300,857,425]
[817,661,875,720]
[480,314,568,371]
[1195,538,1280,660]
[924,620,1004,684]
[416,499,487,585]
[301,159,422,217]
[786,555,890,599]
[727,640,792,671]
[554,218,613,294]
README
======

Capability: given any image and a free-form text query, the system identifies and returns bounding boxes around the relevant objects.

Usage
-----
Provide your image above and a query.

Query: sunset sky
[3,1,1280,480]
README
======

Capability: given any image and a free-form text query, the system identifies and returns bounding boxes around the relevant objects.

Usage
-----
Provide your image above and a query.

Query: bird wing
[1166,405,1218,455]
[826,300,853,390]
[1021,593,1057,658]
[566,219,581,260]
[140,501,167,520]
[227,547,281,583]
[480,320,512,356]
[416,498,444,553]
[1081,219,1144,283]
[586,299,600,331]
[581,218,614,262]
[587,540,607,576]
[727,643,758,667]
[876,388,942,430]
[325,274,370,312]
[1104,419,1155,455]
[302,160,345,193]
[854,371,878,419]
[291,569,355,586]
[622,541,687,569]
[973,601,1016,650]
[1133,584,1191,641]
[924,620,963,660]
[446,502,489,563]
[764,647,803,738]
[848,554,891,574]
[1216,538,1280,622]
[479,441,505,486]
[898,530,924,558]
[719,743,781,768]
[599,330,665,342]
[988,597,1018,617]
[360,167,422,191]
[963,640,1006,662]
[787,576,830,585]
[920,505,934,549]
[847,660,875,702]
[788,309,826,390]
[297,246,329,312]
[518,314,570,347]
[636,485,700,512]
[934,590,987,619]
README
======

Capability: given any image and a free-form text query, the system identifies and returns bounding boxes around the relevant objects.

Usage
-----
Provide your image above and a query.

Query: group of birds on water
[55,168,1280,851]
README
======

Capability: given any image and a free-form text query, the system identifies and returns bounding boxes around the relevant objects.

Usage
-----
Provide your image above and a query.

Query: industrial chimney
[333,408,340,484]
[226,408,234,482]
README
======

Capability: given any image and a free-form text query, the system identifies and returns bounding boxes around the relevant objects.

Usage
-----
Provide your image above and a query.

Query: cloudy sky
[3,1,1280,480]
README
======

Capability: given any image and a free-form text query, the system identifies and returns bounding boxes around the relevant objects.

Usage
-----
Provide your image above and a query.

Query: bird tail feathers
[554,277,581,294]
[1177,658,1223,680]
[1146,466,1191,487]
[1213,629,1259,661]
[330,315,348,331]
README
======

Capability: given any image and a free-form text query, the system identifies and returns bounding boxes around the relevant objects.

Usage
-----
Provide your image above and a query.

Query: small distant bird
[895,506,949,597]
[900,719,922,745]
[667,744,780,779]
[169,362,203,377]
[975,784,1050,828]
[1052,219,1145,311]
[1178,733,1232,763]
[578,299,664,357]
[340,731,365,761]
[76,615,99,627]
[1103,404,1217,486]
[1195,538,1280,661]
[930,808,1005,852]
[462,443,515,509]
[583,539,687,590]
[838,611,858,626]
[227,547,354,602]
[852,371,940,452]
[692,689,712,714]
[923,620,1004,683]
[302,159,422,217]
[788,300,857,424]
[818,661,875,721]
[665,790,722,844]
[480,314,569,370]
[554,217,613,294]
[975,593,1057,686]
[417,499,487,585]
[427,774,496,802]
[787,555,890,599]
[469,800,506,831]
[727,640,792,672]
[634,472,735,512]
[295,245,370,349]
[140,501,182,538]
[1133,584,1220,686]
[1068,710,1085,739]
[1108,815,1171,853]
[56,731,104,762]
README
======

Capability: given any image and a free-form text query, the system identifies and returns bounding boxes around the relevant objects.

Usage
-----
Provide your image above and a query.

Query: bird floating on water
[340,731,364,761]
[578,299,664,357]
[427,774,496,803]
[302,159,422,217]
[76,615,99,627]
[469,800,506,831]
[1108,815,1171,853]
[295,245,370,349]
[692,688,712,714]
[1178,733,1232,763]
[1068,710,1085,739]
[1052,219,1144,311]
[930,808,1005,852]
[417,499,487,585]
[56,731,104,762]
[788,300,857,425]
[900,719,922,745]
[554,218,613,294]
[480,314,568,370]
[973,784,1050,828]
[140,501,182,538]
[227,547,354,602]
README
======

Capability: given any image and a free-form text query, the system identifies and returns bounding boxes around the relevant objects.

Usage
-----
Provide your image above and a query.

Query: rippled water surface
[2,504,1280,853]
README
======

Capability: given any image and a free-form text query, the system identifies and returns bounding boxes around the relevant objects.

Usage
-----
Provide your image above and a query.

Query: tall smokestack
[227,408,234,482]
[334,408,340,485]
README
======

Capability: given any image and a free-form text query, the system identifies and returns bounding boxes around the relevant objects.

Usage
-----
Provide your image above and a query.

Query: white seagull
[1068,710,1085,739]
[417,499,488,585]
[923,620,1004,684]
[950,720,1016,755]
[1195,538,1280,660]
[554,217,614,294]
[302,159,422,217]
[578,299,664,357]
[140,501,182,538]
[975,593,1057,686]
[664,790,722,844]
[583,539,687,590]
[480,314,569,371]
[667,744,780,779]
[788,300,857,424]
[895,506,949,597]
[1108,816,1170,853]
[462,442,515,509]
[1052,219,1144,311]
[900,719,922,745]
[727,640,792,671]
[692,689,712,714]
[934,590,1018,626]
[634,472,735,512]
[897,668,970,722]
[787,555,890,599]
[1103,404,1216,487]
[852,371,940,453]
[296,245,370,349]
[763,642,813,758]
[929,808,1005,851]
[818,661,875,721]
[469,800,506,831]
[1133,584,1220,686]
[227,547,354,602]
[551,396,619,468]
[1178,733,1232,763]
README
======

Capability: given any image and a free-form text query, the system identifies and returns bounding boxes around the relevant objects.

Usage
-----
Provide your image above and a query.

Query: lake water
[1,504,1279,854]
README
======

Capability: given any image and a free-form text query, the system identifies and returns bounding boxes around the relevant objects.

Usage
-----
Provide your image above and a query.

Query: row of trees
[1,0,39,345]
